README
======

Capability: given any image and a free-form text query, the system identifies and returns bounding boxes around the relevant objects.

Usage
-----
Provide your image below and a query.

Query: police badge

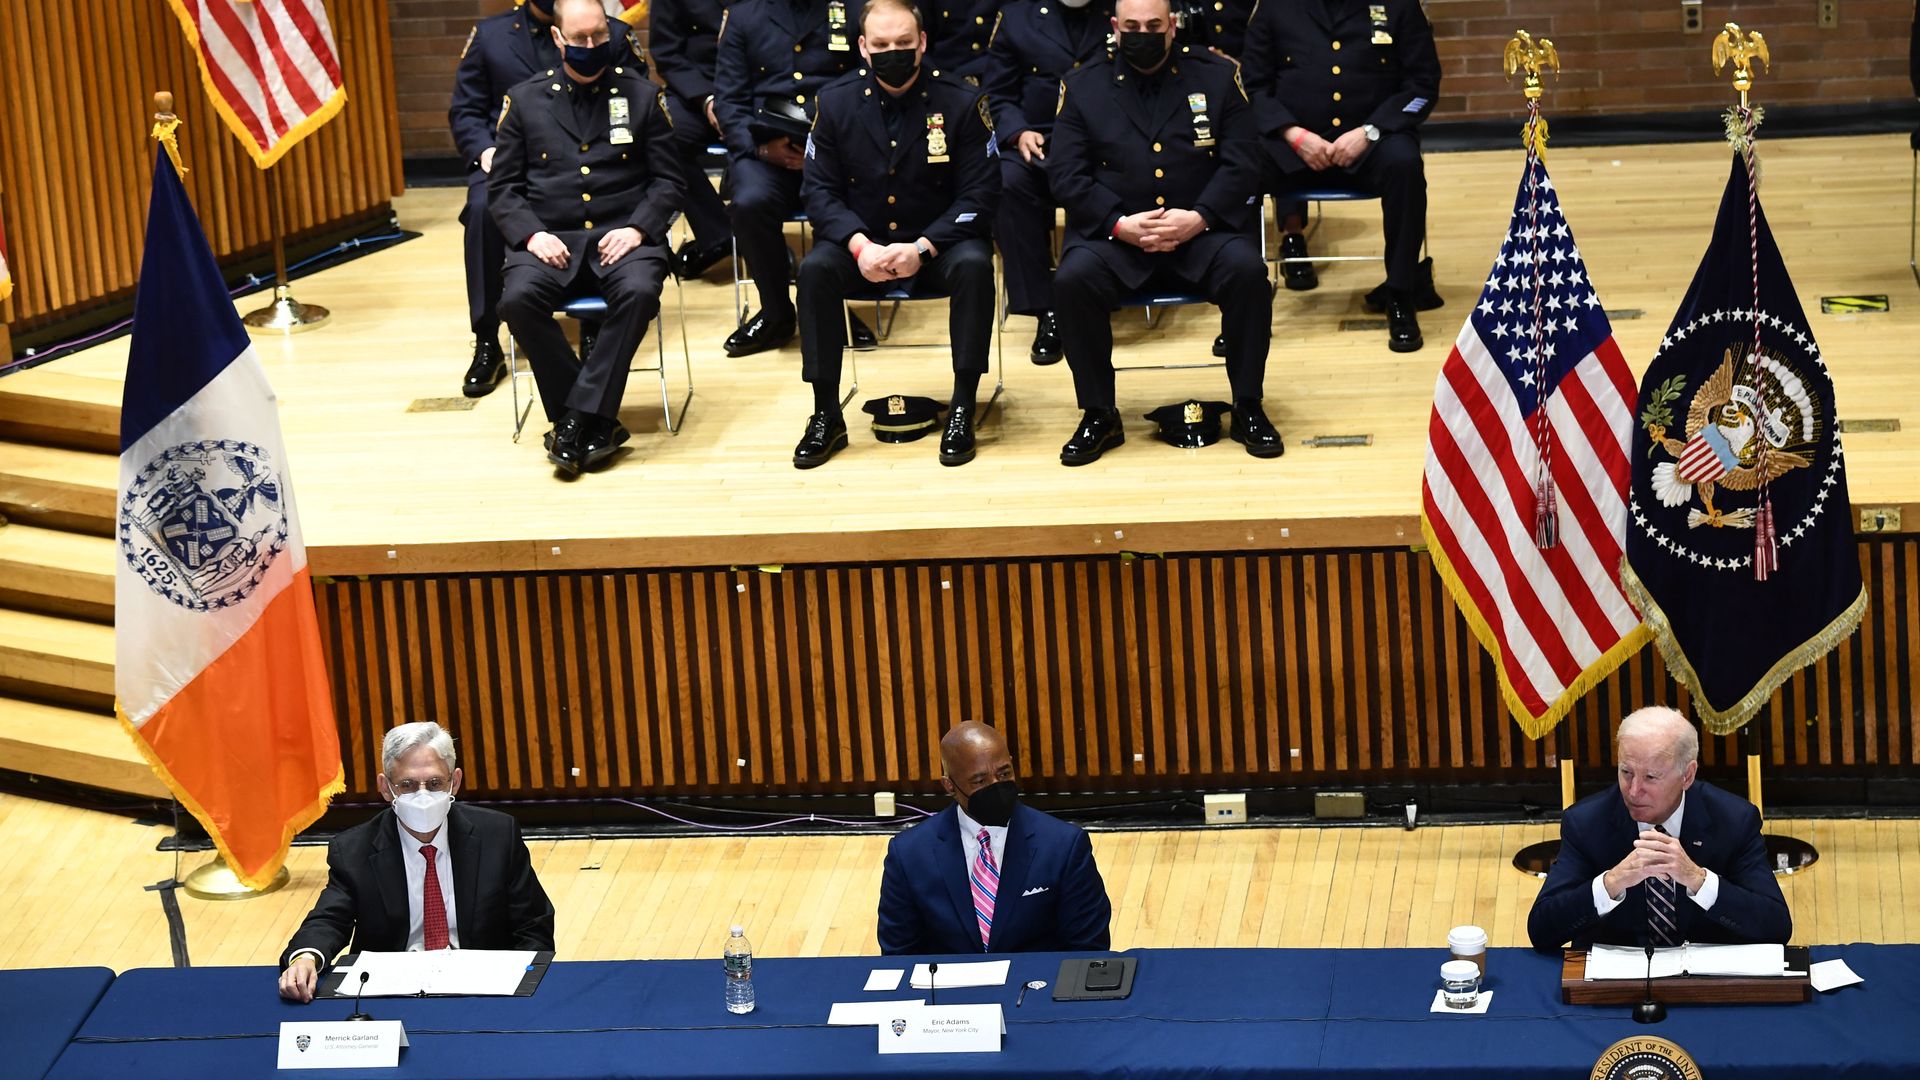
[120,439,289,612]
[296,1034,312,1052]
[1188,91,1213,146]
[828,0,850,49]
[890,1018,908,1036]
[926,113,949,163]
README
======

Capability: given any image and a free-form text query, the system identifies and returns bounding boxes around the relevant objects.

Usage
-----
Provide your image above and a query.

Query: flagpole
[239,155,331,334]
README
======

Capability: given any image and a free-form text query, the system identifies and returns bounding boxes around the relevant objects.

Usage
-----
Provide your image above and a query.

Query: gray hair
[1617,706,1698,767]
[381,722,456,778]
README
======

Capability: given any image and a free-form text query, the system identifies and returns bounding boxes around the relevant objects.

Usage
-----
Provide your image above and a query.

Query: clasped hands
[1285,125,1372,171]
[526,226,646,269]
[1113,208,1206,253]
[1602,829,1707,901]
[854,235,930,283]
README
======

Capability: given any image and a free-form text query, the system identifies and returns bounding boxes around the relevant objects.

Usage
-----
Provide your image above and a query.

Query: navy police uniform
[925,0,998,83]
[647,0,735,259]
[449,5,640,351]
[1240,0,1439,296]
[980,0,1112,319]
[1046,47,1269,411]
[1179,0,1256,61]
[489,65,684,427]
[714,0,868,329]
[797,68,1001,416]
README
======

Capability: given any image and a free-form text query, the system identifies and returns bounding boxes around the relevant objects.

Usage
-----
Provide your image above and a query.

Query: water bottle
[723,925,755,1014]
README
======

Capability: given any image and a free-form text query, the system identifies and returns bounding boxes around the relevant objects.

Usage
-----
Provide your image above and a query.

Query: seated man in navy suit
[1527,706,1790,952]
[878,721,1111,954]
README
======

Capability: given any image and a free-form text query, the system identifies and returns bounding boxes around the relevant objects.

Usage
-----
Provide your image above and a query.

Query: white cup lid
[1440,960,1481,980]
[1448,925,1488,950]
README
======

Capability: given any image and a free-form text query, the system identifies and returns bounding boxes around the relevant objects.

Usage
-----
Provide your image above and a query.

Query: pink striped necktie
[970,828,999,951]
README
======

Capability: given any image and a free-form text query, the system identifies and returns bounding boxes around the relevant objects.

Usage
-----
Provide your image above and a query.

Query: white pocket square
[1021,886,1049,897]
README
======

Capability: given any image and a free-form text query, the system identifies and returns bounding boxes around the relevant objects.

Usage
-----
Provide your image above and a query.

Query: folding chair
[507,272,695,442]
[839,282,1005,420]
[731,212,811,326]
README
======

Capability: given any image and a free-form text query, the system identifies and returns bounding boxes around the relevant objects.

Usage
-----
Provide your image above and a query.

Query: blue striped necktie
[1645,825,1681,947]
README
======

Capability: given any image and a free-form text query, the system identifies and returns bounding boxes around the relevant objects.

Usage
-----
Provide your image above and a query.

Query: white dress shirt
[1591,794,1721,917]
[955,805,1009,889]
[398,818,461,950]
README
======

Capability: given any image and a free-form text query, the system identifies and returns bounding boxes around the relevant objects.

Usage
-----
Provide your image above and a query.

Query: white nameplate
[876,1004,1002,1054]
[277,1020,408,1070]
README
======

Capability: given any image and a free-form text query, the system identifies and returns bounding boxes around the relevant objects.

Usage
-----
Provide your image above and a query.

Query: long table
[42,946,1920,1079]
[2,966,114,1080]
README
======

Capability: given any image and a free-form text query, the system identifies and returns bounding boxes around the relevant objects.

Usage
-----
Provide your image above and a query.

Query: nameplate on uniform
[827,0,850,48]
[876,1004,1003,1054]
[276,1020,408,1070]
[609,96,629,127]
[609,126,633,145]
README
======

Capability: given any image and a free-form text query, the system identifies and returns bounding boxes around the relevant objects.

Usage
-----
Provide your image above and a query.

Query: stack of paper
[908,960,1009,989]
[330,950,536,997]
[1585,943,1788,981]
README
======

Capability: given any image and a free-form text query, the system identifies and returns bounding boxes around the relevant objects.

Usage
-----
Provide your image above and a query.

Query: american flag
[1419,154,1647,737]
[163,0,346,169]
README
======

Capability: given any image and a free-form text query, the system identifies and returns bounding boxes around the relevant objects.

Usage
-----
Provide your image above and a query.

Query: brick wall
[388,0,1912,159]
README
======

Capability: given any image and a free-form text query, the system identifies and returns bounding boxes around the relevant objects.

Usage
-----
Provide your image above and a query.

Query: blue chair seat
[559,296,609,322]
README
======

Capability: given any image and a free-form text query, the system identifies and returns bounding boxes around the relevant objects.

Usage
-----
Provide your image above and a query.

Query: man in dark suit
[1046,0,1282,466]
[1527,706,1791,952]
[490,0,683,476]
[980,0,1112,365]
[1240,0,1441,351]
[792,0,1000,469]
[449,0,642,398]
[277,722,554,1003]
[648,0,736,279]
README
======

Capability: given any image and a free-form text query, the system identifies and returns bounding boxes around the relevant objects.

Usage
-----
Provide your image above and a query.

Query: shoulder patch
[630,34,645,60]
[657,89,674,128]
[496,92,512,129]
[460,25,476,60]
[976,94,993,132]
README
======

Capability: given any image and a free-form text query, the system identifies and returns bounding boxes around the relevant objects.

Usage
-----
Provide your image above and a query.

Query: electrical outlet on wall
[1817,0,1839,29]
[1681,0,1703,34]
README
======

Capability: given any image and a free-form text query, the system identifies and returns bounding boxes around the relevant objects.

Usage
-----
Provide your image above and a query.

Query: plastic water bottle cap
[731,925,744,936]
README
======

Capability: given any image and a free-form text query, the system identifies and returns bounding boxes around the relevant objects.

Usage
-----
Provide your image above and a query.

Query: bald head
[940,722,1014,809]
[1614,706,1699,824]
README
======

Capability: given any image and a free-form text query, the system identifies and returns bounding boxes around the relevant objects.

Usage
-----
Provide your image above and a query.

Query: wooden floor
[3,792,1915,972]
[19,133,1920,573]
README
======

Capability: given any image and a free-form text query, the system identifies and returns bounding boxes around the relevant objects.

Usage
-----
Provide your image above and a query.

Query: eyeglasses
[389,777,451,794]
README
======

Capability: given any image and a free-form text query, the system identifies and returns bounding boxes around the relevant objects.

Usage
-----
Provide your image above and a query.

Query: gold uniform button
[582,192,592,200]
[1332,92,1341,102]
[1213,1,1223,7]
[1331,65,1341,75]
[541,152,549,160]
[580,144,590,151]
[584,220,592,228]
[1154,195,1166,206]
[1154,168,1164,177]
[972,42,981,49]
[1072,60,1081,68]
[1330,117,1342,127]
[580,165,591,174]
[975,15,985,23]
[1214,23,1223,32]
[794,71,804,79]
[794,44,804,52]
[1331,41,1341,51]
[887,195,897,204]
[888,221,899,230]
[796,94,806,103]
[1152,141,1162,152]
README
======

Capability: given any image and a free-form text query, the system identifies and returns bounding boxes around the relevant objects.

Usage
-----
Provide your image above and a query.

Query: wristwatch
[914,238,934,262]
[1363,124,1380,143]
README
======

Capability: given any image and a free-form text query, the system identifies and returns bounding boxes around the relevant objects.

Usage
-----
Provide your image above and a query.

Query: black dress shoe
[1386,296,1424,353]
[725,309,797,357]
[462,338,507,398]
[1029,311,1063,365]
[939,404,977,466]
[849,311,878,351]
[792,410,848,469]
[1230,402,1286,459]
[547,412,589,476]
[1364,257,1444,312]
[1280,233,1319,291]
[1059,408,1124,466]
[672,237,730,280]
[581,417,631,469]
[1212,333,1227,358]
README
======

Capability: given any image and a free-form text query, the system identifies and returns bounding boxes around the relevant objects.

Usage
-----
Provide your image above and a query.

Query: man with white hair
[1527,706,1790,952]
[277,722,554,1003]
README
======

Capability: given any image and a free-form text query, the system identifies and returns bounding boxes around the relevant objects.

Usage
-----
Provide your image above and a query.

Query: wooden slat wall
[313,537,1920,800]
[0,0,403,331]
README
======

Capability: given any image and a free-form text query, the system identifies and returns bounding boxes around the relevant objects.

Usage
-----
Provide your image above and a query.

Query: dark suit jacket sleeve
[713,14,761,161]
[1238,8,1299,140]
[652,2,718,104]
[1054,828,1113,951]
[1193,67,1257,232]
[502,815,558,951]
[280,840,364,970]
[487,90,545,248]
[980,14,1030,139]
[799,97,863,247]
[630,91,688,241]
[1694,796,1791,944]
[875,838,927,955]
[1362,4,1441,135]
[449,25,498,165]
[1526,808,1612,952]
[923,93,1000,252]
[1045,77,1127,240]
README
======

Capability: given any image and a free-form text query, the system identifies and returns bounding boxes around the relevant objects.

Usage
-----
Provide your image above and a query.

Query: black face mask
[1118,30,1169,72]
[563,40,612,79]
[964,780,1019,828]
[868,48,919,89]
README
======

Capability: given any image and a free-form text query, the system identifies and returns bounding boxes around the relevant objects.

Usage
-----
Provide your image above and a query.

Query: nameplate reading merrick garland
[277,1020,408,1070]
[876,1004,1003,1054]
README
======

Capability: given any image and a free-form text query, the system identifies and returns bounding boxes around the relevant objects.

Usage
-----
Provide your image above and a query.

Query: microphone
[1633,931,1666,1025]
[347,970,373,1022]
[928,962,938,1007]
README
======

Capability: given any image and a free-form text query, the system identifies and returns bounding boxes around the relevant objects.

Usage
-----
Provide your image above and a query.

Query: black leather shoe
[1030,311,1063,365]
[672,237,730,280]
[462,338,507,398]
[581,417,631,469]
[1059,408,1124,466]
[1386,297,1424,353]
[939,404,977,466]
[1230,402,1286,459]
[547,412,589,476]
[849,311,878,351]
[1280,233,1319,291]
[792,410,848,469]
[1211,332,1227,358]
[1364,257,1444,312]
[725,309,796,357]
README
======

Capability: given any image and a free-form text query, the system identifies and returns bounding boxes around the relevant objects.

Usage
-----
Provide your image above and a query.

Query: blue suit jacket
[878,803,1111,955]
[1527,780,1791,952]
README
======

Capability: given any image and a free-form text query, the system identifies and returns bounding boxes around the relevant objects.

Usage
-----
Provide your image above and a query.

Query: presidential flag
[116,151,341,889]
[163,0,346,168]
[1420,150,1647,738]
[1621,149,1866,734]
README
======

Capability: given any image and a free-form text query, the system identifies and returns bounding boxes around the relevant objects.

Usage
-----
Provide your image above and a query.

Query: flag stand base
[182,859,290,901]
[242,285,330,334]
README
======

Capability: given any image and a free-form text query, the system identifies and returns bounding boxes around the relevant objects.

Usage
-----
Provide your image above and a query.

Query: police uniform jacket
[926,0,998,82]
[450,7,641,168]
[650,0,727,106]
[979,0,1112,140]
[1184,0,1257,61]
[713,0,868,161]
[1047,48,1260,287]
[801,69,1000,253]
[488,66,685,271]
[1239,0,1439,173]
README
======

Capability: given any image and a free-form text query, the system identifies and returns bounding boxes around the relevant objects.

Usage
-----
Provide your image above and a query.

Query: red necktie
[970,829,999,951]
[420,843,450,951]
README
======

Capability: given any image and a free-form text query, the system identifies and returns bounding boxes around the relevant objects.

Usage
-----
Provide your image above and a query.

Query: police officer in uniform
[792,0,1000,469]
[490,0,684,476]
[926,0,998,83]
[713,0,873,356]
[1180,0,1255,61]
[981,0,1112,365]
[450,0,641,398]
[648,0,736,279]
[1240,0,1440,351]
[1047,0,1282,465]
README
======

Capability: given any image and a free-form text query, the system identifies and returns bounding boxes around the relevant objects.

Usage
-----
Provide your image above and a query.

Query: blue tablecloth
[43,946,1920,1079]
[1,966,114,1080]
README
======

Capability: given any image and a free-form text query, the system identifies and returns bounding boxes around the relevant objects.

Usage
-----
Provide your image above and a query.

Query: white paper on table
[909,960,1009,989]
[828,999,926,1025]
[1585,943,1787,981]
[864,969,905,992]
[1428,989,1493,1015]
[1585,945,1688,981]
[332,950,537,997]
[1810,959,1865,993]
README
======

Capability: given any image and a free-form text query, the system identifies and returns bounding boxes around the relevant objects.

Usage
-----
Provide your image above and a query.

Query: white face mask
[1060,0,1092,7]
[391,789,453,834]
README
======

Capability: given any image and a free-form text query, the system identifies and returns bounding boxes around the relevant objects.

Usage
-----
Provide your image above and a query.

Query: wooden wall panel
[0,0,403,332]
[313,537,1920,801]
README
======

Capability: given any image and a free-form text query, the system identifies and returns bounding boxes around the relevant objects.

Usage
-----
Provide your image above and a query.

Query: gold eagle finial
[1712,22,1770,96]
[1503,30,1560,101]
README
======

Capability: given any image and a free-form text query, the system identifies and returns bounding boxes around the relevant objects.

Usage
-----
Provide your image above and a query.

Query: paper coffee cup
[1448,925,1489,979]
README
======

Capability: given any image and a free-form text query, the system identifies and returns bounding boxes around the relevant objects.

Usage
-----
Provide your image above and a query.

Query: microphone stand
[347,970,374,1022]
[1633,936,1666,1025]
[927,962,938,1007]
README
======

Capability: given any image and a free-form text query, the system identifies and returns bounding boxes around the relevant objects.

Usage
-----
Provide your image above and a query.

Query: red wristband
[1286,130,1306,150]
[851,237,868,258]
